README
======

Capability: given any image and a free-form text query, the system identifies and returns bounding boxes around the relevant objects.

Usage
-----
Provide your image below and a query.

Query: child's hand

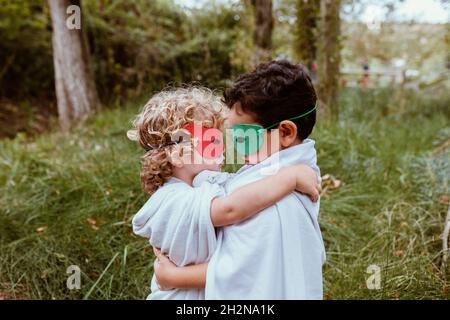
[294,164,321,202]
[153,248,208,289]
[153,247,177,291]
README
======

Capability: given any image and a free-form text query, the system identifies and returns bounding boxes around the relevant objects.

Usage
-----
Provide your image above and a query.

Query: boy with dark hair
[152,60,326,299]
[224,60,317,140]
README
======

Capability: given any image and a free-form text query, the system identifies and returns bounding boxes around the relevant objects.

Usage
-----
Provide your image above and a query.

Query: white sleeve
[193,170,234,188]
[140,183,224,266]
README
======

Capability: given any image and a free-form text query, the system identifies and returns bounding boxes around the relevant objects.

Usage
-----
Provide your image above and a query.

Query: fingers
[153,247,163,259]
[310,184,321,202]
[153,247,171,264]
[307,189,318,202]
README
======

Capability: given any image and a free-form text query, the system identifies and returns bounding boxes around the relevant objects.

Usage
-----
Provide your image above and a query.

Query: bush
[0,0,251,105]
[0,0,53,99]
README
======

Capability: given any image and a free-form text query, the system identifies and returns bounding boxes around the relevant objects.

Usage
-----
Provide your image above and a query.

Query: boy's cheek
[243,134,275,164]
[243,152,269,165]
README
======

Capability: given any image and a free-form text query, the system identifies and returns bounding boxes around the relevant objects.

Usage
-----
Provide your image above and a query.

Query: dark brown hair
[223,60,317,140]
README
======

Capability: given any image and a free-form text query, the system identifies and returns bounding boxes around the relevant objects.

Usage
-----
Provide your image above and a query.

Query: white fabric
[204,140,326,300]
[132,177,226,300]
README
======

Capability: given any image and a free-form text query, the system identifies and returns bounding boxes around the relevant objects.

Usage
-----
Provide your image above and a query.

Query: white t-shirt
[132,176,226,300]
[204,140,326,299]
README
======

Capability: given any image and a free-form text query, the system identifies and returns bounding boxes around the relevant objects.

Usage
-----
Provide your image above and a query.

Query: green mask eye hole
[232,124,266,156]
[230,105,317,156]
[235,137,246,144]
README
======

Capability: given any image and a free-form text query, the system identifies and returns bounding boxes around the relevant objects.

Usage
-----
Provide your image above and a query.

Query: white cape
[132,177,225,300]
[203,140,326,300]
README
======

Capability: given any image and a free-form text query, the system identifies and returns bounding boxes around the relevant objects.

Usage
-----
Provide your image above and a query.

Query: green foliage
[84,0,254,101]
[0,0,449,299]
[315,88,450,299]
[342,22,449,76]
[0,105,149,299]
[0,0,251,104]
[0,0,53,99]
[0,89,449,299]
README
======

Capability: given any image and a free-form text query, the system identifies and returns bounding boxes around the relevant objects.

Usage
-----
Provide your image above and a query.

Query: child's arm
[210,164,320,227]
[153,248,207,289]
[153,165,321,290]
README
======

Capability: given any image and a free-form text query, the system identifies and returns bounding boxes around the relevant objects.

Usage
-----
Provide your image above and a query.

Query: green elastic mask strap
[232,103,318,156]
[264,104,317,130]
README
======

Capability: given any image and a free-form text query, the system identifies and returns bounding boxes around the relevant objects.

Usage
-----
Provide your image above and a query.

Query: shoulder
[149,180,194,205]
[192,170,233,188]
[157,178,192,193]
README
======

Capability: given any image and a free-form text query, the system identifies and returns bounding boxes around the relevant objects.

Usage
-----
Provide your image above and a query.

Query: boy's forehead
[225,102,259,127]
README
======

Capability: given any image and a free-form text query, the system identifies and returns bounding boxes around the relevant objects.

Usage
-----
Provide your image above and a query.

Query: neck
[281,138,303,150]
[172,167,195,186]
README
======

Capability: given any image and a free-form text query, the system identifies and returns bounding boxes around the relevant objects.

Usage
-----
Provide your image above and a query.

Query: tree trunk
[296,0,320,73]
[251,0,274,64]
[317,0,341,119]
[48,0,100,132]
[446,23,450,70]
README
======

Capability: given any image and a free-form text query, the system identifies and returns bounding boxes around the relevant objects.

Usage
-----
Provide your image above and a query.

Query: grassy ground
[0,88,449,299]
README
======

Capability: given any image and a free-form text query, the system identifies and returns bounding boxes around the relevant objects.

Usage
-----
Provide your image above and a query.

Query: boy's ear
[278,120,298,147]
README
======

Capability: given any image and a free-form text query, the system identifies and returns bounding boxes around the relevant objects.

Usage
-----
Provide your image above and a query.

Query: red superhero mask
[181,123,224,159]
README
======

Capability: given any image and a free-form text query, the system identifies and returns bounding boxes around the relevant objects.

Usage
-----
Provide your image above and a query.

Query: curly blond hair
[127,87,225,193]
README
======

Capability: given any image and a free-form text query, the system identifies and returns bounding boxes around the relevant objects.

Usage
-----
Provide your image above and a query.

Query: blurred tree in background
[48,0,100,131]
[83,0,250,103]
[317,0,341,118]
[0,0,250,103]
[0,0,449,135]
[446,18,450,70]
[251,0,274,63]
[295,0,320,72]
[0,0,253,133]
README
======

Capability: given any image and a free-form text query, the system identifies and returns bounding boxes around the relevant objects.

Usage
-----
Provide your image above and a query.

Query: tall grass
[317,88,450,299]
[0,88,449,299]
